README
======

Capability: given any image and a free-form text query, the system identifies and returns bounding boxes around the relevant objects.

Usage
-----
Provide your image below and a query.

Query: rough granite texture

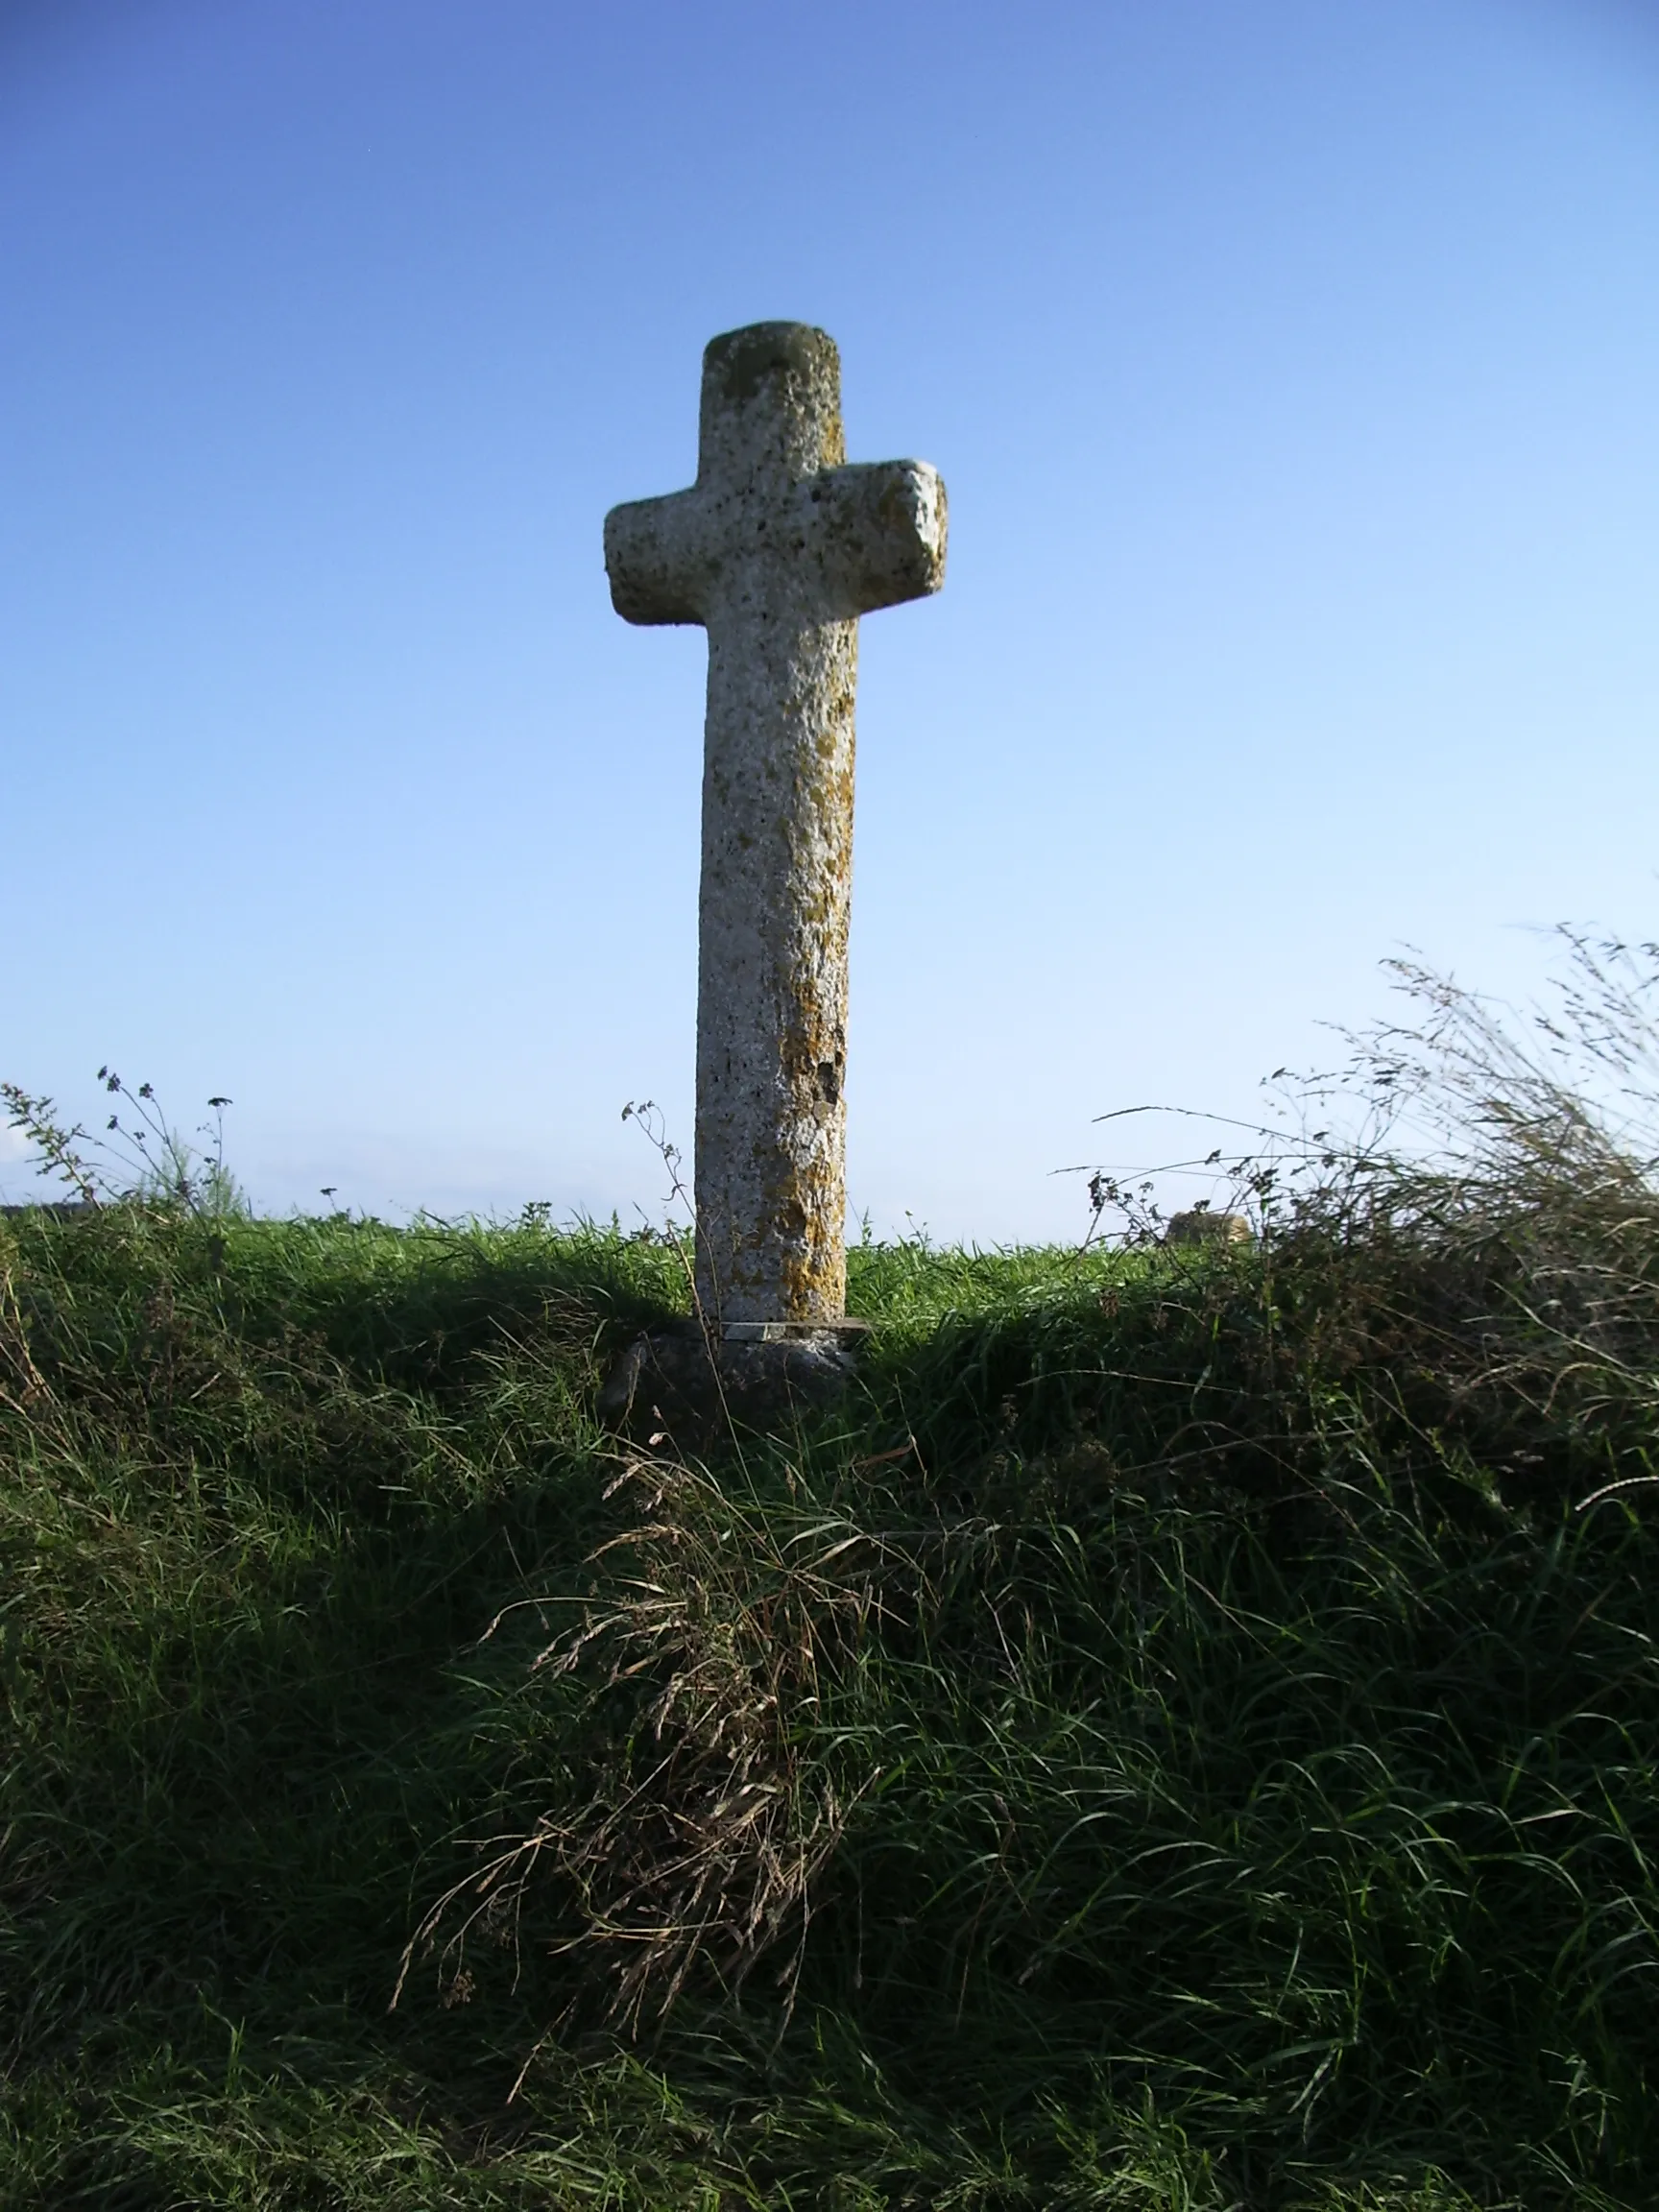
[604,323,947,1324]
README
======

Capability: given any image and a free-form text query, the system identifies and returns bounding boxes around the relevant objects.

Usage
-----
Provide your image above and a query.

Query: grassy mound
[4,985,1659,2205]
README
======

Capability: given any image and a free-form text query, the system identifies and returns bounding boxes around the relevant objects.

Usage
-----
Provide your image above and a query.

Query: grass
[4,961,1659,2208]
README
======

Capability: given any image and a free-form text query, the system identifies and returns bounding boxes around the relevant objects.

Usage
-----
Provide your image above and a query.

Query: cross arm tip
[604,490,709,627]
[812,459,948,618]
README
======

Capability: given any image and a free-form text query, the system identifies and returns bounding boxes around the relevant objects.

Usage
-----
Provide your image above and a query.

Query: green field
[3,1083,1658,2206]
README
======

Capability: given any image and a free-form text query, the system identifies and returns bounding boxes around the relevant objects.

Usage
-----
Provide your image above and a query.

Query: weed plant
[3,947,1658,2208]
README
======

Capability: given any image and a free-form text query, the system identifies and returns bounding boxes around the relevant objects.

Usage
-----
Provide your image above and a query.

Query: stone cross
[605,322,947,1330]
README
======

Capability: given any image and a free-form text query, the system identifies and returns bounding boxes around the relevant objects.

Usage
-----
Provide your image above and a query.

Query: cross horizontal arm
[604,487,712,627]
[804,460,948,620]
[605,460,947,631]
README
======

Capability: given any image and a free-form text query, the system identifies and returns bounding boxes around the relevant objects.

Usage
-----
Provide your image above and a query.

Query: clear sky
[3,0,1656,1238]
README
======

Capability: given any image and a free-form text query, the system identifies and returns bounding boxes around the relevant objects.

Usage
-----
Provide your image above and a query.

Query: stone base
[596,1317,865,1442]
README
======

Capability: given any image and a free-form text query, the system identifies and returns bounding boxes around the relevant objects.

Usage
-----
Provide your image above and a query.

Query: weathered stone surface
[1164,1209,1253,1247]
[605,323,946,1327]
[596,1320,861,1443]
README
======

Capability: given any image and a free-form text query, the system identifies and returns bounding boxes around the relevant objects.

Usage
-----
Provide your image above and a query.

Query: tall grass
[4,946,1659,2207]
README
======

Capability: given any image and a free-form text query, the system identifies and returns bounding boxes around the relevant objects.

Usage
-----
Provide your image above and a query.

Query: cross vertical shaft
[605,323,946,1326]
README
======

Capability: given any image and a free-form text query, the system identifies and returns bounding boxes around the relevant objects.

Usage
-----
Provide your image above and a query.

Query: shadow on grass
[3,1203,1657,2208]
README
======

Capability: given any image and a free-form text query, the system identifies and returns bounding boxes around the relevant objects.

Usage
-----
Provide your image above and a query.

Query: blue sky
[3,0,1656,1238]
